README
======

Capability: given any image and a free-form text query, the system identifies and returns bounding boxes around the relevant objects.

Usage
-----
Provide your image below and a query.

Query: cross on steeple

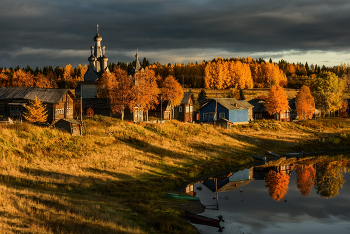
[97,24,99,34]
[135,49,139,60]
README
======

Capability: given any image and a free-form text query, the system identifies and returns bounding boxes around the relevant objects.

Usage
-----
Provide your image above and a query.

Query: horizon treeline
[1,57,349,90]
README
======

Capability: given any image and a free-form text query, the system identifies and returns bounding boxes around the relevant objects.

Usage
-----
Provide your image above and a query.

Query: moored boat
[166,193,200,201]
[185,210,222,228]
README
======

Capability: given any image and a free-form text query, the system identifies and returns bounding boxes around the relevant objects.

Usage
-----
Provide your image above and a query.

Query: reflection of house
[0,87,75,124]
[253,164,292,180]
[199,98,253,124]
[174,92,194,122]
[248,98,291,121]
[184,183,197,197]
[202,168,254,193]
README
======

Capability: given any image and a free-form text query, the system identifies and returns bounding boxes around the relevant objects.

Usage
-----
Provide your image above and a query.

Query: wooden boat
[185,211,222,228]
[166,193,200,201]
[266,151,280,157]
[249,154,267,161]
[285,152,303,157]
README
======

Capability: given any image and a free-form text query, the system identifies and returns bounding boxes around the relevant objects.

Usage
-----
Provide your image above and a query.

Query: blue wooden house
[199,98,253,124]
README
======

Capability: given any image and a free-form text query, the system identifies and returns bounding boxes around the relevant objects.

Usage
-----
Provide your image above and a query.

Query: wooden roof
[0,87,70,104]
[180,92,193,104]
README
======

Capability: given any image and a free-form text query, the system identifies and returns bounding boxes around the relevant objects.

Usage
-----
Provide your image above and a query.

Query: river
[184,157,350,234]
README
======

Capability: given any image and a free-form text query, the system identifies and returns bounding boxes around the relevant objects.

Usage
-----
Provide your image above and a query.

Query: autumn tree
[296,85,315,119]
[34,73,52,88]
[12,69,34,87]
[161,75,184,119]
[227,88,240,99]
[265,170,290,202]
[315,161,346,198]
[86,107,94,118]
[296,164,316,196]
[23,96,48,123]
[265,85,289,119]
[339,99,348,118]
[129,68,159,122]
[0,70,9,87]
[108,67,132,120]
[312,72,345,117]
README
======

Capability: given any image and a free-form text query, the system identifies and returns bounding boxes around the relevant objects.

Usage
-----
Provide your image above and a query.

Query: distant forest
[1,57,349,90]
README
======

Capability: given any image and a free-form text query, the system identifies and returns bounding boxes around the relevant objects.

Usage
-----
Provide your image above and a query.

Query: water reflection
[184,157,350,234]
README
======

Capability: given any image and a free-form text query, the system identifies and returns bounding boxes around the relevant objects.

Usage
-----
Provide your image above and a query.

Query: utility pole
[160,94,163,123]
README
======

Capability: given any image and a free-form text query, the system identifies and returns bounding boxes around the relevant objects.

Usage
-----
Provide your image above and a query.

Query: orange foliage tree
[12,69,34,87]
[161,75,184,119]
[129,68,159,121]
[108,68,132,120]
[34,73,53,88]
[265,170,290,202]
[265,85,289,118]
[23,96,48,123]
[0,70,9,87]
[315,161,346,198]
[339,99,348,118]
[296,164,316,196]
[296,85,315,119]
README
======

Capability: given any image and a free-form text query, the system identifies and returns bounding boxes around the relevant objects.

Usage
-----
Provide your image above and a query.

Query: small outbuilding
[55,119,83,136]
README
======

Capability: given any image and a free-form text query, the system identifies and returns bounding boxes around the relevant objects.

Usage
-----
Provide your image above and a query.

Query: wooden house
[0,87,75,124]
[174,92,194,122]
[199,98,253,124]
[148,100,172,120]
[248,98,291,122]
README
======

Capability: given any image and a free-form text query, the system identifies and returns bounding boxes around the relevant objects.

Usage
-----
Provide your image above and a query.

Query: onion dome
[88,54,96,61]
[94,33,102,42]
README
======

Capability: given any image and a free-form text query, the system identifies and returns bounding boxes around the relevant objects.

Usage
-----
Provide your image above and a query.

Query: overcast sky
[1,0,350,69]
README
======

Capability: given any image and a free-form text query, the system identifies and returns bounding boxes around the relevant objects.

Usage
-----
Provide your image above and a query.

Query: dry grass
[0,117,350,233]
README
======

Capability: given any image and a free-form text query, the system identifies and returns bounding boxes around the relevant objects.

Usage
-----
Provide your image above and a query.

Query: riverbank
[1,117,350,233]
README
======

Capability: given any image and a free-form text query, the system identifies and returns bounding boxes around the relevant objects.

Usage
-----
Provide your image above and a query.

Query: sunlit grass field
[1,117,350,233]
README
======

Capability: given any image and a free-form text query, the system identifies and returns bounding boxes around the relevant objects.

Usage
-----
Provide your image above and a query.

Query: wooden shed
[55,119,83,136]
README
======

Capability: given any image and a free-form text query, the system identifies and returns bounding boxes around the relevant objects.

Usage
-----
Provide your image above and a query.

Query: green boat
[166,193,200,201]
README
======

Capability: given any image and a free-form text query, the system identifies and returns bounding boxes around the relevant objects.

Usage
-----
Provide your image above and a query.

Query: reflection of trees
[265,170,290,202]
[315,162,346,199]
[296,165,316,196]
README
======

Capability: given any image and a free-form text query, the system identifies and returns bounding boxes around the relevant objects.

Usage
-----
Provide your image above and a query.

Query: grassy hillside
[1,117,350,233]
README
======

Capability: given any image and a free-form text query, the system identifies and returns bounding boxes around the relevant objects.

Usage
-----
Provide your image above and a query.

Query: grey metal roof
[214,98,253,110]
[180,92,193,104]
[0,87,69,104]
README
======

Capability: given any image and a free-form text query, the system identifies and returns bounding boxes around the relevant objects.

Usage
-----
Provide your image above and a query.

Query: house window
[190,105,193,112]
[219,113,225,119]
[255,114,259,119]
[209,113,214,119]
[179,106,183,112]
[186,105,190,112]
[203,113,208,120]
[259,114,262,118]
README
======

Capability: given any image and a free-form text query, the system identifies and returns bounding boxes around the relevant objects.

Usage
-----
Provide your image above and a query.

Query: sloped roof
[181,92,193,104]
[248,99,267,112]
[201,98,253,110]
[0,87,70,104]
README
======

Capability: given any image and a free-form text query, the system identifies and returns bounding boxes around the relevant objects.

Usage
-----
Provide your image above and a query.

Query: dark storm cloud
[1,0,350,68]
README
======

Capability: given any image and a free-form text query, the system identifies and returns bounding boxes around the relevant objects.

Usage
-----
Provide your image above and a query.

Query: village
[0,28,349,134]
[1,28,350,234]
